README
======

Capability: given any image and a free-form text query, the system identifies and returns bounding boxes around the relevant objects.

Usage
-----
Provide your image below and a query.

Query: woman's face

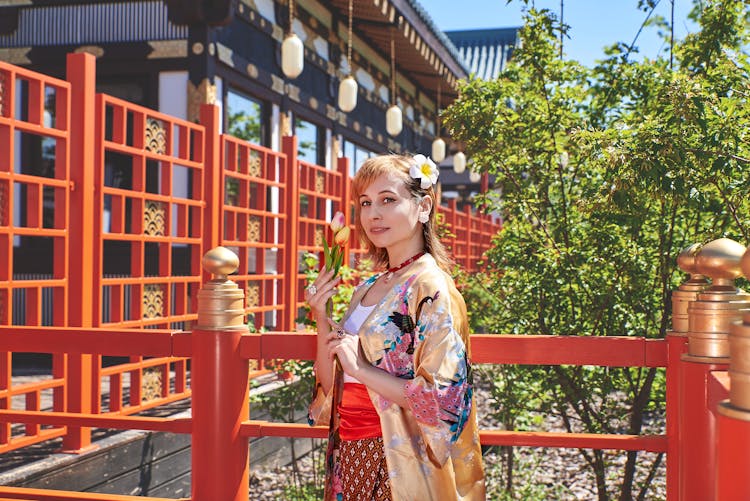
[358,172,427,256]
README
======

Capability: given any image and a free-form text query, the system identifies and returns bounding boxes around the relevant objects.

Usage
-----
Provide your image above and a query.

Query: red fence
[0,53,500,458]
[2,48,745,501]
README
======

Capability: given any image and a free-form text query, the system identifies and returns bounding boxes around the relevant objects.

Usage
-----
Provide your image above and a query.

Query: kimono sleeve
[402,282,473,466]
[307,365,334,426]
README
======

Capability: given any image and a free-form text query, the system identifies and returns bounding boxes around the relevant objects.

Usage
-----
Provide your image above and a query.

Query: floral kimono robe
[308,254,486,501]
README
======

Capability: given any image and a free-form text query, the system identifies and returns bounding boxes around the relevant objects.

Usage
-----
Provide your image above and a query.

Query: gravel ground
[248,369,666,501]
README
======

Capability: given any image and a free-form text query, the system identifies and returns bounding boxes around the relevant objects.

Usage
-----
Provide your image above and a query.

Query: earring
[418,213,429,224]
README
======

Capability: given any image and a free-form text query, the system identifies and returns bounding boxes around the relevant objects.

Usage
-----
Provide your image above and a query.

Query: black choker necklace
[384,252,425,282]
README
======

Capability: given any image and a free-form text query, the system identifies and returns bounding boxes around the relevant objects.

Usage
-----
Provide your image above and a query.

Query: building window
[341,139,375,176]
[226,89,267,146]
[294,117,324,165]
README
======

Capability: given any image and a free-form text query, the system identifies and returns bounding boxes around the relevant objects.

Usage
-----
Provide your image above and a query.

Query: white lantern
[431,138,446,163]
[469,170,481,183]
[281,33,304,79]
[453,151,466,174]
[338,76,358,112]
[386,105,403,137]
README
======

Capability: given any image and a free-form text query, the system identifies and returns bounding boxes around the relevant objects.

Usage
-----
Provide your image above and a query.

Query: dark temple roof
[445,28,519,80]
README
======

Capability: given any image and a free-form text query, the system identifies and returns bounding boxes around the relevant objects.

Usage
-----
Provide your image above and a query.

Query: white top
[342,302,376,384]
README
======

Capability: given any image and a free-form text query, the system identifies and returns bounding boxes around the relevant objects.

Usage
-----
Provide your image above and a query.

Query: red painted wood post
[665,332,687,499]
[282,135,299,331]
[448,199,458,262]
[679,239,750,499]
[191,247,250,501]
[63,52,96,452]
[716,403,750,500]
[338,156,351,268]
[679,357,728,500]
[716,308,750,499]
[200,104,222,257]
[464,205,473,271]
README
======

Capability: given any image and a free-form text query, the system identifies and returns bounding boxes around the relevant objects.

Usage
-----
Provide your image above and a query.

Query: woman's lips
[368,227,388,234]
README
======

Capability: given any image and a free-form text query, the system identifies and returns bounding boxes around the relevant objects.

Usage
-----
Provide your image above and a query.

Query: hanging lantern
[453,151,466,174]
[337,0,357,112]
[431,80,446,162]
[385,26,402,137]
[281,33,304,79]
[431,138,446,163]
[469,170,481,183]
[281,1,303,79]
[386,105,403,137]
[338,76,358,112]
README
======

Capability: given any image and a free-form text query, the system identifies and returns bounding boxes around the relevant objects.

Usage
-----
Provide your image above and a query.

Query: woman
[306,154,486,501]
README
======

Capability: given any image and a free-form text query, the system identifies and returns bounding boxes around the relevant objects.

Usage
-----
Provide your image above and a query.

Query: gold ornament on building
[245,282,260,309]
[671,243,710,333]
[187,78,217,123]
[247,216,261,243]
[248,152,261,177]
[145,118,167,155]
[686,238,750,360]
[314,227,324,248]
[144,201,166,236]
[315,172,325,193]
[142,284,164,319]
[74,46,104,58]
[196,247,246,331]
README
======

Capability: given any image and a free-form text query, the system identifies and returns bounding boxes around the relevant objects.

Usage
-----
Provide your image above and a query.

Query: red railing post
[716,401,750,500]
[338,156,351,268]
[448,199,457,261]
[200,104,222,258]
[191,247,250,501]
[282,135,299,331]
[63,52,96,452]
[665,332,687,500]
[464,205,473,271]
[716,306,750,500]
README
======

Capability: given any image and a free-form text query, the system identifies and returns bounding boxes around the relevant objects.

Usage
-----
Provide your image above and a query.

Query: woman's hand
[304,267,340,321]
[326,319,365,377]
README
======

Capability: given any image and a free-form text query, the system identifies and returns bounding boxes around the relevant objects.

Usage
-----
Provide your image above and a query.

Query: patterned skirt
[338,436,392,501]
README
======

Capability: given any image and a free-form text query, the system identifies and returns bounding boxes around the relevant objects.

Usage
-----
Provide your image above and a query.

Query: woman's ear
[419,195,433,217]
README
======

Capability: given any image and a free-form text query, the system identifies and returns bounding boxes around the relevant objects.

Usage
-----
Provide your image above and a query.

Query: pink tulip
[330,211,345,233]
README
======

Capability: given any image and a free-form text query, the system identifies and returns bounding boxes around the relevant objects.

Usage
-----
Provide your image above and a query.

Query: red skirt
[338,382,382,441]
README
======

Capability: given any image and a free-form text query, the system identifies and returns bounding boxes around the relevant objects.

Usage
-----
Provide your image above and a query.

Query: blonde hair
[351,154,452,273]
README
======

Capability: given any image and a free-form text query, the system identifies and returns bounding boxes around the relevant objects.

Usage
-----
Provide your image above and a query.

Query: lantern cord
[288,0,294,36]
[436,77,441,135]
[347,0,353,73]
[390,26,396,105]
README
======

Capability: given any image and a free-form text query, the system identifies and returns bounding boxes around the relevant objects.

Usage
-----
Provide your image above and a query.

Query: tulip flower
[330,211,346,233]
[322,211,350,316]
[323,211,349,276]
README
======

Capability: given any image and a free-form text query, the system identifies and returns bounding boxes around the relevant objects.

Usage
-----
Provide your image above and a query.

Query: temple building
[0,0,470,169]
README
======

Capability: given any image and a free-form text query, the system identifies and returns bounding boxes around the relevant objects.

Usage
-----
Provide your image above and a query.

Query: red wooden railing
[0,53,499,457]
[3,53,746,501]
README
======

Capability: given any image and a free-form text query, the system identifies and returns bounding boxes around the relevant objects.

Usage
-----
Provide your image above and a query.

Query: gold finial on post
[196,246,246,331]
[671,243,710,333]
[687,238,750,360]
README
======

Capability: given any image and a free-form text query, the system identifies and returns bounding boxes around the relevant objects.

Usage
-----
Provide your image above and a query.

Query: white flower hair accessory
[409,154,439,189]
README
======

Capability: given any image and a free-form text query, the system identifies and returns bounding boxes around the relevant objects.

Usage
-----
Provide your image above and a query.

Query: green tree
[444,1,749,499]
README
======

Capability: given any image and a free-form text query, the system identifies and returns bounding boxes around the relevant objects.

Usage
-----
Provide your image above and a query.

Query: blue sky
[426,0,698,67]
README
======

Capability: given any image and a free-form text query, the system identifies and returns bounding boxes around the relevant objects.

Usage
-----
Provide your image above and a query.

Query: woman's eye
[382,197,395,204]
[360,200,371,207]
